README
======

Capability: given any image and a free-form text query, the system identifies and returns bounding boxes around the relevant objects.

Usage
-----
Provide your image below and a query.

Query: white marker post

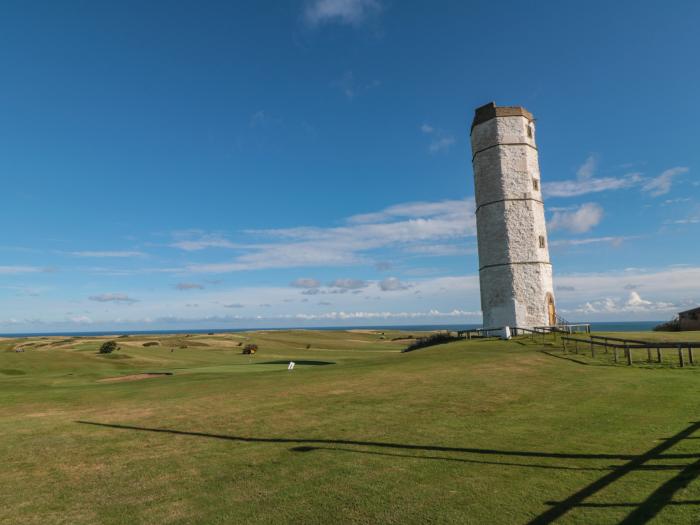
[288,361,295,370]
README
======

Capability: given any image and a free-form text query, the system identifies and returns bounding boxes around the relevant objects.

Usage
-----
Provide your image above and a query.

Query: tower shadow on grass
[76,420,700,523]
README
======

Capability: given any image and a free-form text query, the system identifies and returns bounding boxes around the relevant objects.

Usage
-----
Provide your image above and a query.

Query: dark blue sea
[0,321,662,338]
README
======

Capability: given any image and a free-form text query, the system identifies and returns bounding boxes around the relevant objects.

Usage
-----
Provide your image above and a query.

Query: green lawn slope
[1,330,699,524]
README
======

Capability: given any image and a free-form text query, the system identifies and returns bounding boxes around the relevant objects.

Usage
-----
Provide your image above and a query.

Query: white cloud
[0,266,47,274]
[625,291,651,307]
[642,167,689,197]
[291,278,321,289]
[88,293,138,304]
[69,251,145,258]
[69,315,92,324]
[329,278,367,289]
[550,236,635,248]
[576,291,675,315]
[555,266,700,308]
[379,277,411,291]
[576,155,597,179]
[183,199,475,273]
[548,203,603,234]
[176,283,204,291]
[544,173,642,198]
[332,71,379,100]
[303,0,382,27]
[419,122,455,154]
[403,243,472,256]
[429,136,456,154]
[170,232,238,251]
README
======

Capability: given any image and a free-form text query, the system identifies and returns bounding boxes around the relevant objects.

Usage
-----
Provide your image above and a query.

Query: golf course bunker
[98,372,173,383]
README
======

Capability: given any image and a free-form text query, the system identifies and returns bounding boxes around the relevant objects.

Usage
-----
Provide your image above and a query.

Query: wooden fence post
[614,347,618,363]
[689,346,694,365]
[647,347,652,363]
[657,347,662,363]
[626,344,632,366]
[678,345,684,368]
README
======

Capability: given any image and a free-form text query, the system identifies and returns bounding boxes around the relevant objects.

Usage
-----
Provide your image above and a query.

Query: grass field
[2,329,700,524]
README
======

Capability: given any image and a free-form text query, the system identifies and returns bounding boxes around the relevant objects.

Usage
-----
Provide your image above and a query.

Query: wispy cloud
[576,155,597,179]
[291,278,321,289]
[420,123,455,154]
[548,203,603,234]
[183,199,474,273]
[303,0,382,27]
[329,278,367,289]
[379,277,411,291]
[332,71,380,100]
[176,282,204,291]
[550,236,635,248]
[88,293,138,304]
[544,173,643,198]
[0,266,50,274]
[170,231,238,251]
[249,110,282,128]
[642,167,689,197]
[69,251,145,258]
[542,154,646,197]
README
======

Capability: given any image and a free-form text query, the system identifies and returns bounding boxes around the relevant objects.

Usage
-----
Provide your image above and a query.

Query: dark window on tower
[539,236,546,248]
[527,125,533,138]
[533,178,539,191]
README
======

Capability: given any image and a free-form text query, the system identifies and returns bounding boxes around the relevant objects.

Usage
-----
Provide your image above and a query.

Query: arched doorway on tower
[546,294,556,326]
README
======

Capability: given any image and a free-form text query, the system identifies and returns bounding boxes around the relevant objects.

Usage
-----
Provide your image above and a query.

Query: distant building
[679,307,700,331]
[470,102,555,329]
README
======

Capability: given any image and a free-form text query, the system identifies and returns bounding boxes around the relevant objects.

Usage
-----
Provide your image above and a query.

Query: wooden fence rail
[559,335,700,367]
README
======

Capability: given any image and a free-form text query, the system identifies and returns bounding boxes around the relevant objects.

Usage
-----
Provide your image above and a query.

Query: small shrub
[402,333,463,353]
[306,344,311,349]
[242,343,258,355]
[237,342,243,347]
[99,341,118,354]
[654,317,681,332]
[142,341,160,347]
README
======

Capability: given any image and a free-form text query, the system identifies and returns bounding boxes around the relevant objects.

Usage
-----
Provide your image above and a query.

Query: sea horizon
[0,320,664,338]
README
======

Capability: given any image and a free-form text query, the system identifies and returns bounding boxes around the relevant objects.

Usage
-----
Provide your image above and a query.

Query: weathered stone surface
[471,104,555,329]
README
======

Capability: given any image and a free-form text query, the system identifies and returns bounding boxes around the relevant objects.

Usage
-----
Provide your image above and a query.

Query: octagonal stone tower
[470,102,556,329]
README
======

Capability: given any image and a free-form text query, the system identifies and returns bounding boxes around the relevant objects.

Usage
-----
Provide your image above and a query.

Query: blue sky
[1,0,699,332]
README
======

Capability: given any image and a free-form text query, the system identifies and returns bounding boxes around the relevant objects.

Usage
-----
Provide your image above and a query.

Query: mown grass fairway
[2,330,700,524]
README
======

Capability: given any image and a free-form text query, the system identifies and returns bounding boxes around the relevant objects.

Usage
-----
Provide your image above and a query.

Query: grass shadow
[76,420,700,523]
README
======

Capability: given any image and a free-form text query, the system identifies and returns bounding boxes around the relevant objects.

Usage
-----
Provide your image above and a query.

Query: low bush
[402,333,463,353]
[99,341,118,354]
[142,341,160,347]
[654,317,681,332]
[242,343,258,355]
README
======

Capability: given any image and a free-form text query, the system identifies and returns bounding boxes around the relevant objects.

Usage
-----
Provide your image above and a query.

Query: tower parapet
[470,102,555,329]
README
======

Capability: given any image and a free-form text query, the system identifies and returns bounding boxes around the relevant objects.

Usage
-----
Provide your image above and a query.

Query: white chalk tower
[470,102,556,329]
